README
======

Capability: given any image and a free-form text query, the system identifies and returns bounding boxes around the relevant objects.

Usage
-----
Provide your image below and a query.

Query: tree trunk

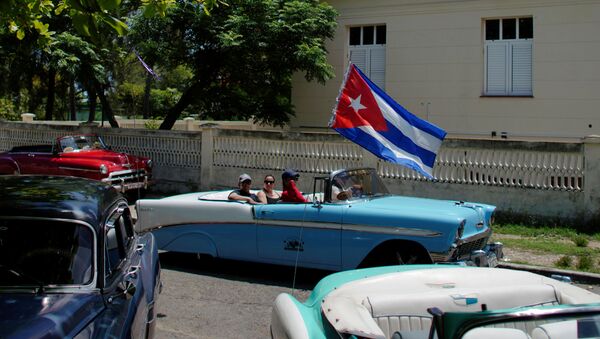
[69,77,77,121]
[159,82,203,130]
[87,82,97,123]
[143,72,152,119]
[96,83,119,128]
[44,67,56,120]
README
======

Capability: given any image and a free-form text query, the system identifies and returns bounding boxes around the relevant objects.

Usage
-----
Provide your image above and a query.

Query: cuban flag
[329,64,446,178]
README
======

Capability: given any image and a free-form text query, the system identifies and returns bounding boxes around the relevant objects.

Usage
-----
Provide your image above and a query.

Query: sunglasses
[264,180,275,184]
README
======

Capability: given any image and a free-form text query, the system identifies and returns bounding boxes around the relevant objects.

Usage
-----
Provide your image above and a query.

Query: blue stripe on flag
[334,126,433,177]
[379,122,437,168]
[354,66,447,140]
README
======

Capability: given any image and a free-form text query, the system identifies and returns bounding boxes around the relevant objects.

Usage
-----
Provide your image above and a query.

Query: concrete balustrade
[1,120,598,226]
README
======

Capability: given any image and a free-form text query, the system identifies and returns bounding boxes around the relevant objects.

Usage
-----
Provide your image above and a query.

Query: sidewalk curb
[498,262,600,285]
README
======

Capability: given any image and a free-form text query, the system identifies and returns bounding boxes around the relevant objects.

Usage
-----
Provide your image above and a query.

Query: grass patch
[577,255,594,271]
[572,235,589,247]
[494,223,600,273]
[497,237,598,256]
[555,256,572,268]
[494,224,581,238]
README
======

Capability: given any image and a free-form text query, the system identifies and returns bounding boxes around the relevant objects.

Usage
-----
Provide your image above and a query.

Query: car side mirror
[312,198,322,209]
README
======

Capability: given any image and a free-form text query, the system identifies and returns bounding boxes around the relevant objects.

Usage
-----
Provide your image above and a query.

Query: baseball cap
[282,169,299,180]
[239,173,252,183]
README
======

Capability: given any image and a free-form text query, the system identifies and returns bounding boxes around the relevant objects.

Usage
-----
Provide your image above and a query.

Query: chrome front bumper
[431,240,504,267]
[102,169,150,193]
[469,242,504,267]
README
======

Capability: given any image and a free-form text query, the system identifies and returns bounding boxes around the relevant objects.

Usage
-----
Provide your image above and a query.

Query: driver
[331,173,363,201]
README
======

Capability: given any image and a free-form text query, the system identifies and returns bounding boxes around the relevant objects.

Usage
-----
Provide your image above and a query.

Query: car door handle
[261,211,274,215]
[126,265,141,279]
[135,244,145,254]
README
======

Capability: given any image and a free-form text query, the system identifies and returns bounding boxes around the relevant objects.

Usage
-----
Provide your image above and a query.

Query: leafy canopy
[128,0,338,127]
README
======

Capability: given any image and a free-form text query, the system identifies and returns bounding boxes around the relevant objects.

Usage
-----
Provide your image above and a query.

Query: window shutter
[511,41,533,95]
[349,48,367,73]
[370,48,386,89]
[486,42,508,95]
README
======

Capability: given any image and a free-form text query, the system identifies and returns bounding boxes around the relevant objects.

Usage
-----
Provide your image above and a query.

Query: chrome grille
[456,237,487,258]
[107,169,148,183]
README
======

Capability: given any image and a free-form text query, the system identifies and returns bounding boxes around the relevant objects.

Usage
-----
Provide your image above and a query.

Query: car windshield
[440,307,600,339]
[330,168,389,201]
[59,135,106,153]
[0,219,94,287]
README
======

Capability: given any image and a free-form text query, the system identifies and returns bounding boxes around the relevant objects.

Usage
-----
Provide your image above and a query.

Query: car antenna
[290,140,327,298]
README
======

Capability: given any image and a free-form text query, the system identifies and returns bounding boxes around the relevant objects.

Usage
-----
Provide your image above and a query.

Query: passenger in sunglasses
[257,174,281,204]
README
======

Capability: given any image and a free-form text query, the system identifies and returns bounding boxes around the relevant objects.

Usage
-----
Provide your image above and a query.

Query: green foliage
[150,88,181,115]
[128,0,338,128]
[1,0,217,44]
[577,255,593,270]
[0,98,20,121]
[115,82,145,116]
[555,255,572,268]
[494,224,584,238]
[144,117,161,129]
[572,235,589,247]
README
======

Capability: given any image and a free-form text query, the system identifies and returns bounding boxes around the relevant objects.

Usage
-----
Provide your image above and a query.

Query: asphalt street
[154,253,316,339]
[153,252,600,339]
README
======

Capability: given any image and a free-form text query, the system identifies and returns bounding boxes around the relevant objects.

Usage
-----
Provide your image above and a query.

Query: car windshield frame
[328,168,390,202]
[434,304,600,339]
[57,135,107,153]
[0,216,97,290]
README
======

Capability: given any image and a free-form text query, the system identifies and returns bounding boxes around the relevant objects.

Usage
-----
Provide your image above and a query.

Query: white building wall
[291,0,600,138]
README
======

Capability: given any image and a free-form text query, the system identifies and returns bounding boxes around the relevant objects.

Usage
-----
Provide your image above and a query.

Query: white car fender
[271,293,310,339]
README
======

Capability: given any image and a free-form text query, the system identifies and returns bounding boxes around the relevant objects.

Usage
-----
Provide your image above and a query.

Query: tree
[128,0,337,129]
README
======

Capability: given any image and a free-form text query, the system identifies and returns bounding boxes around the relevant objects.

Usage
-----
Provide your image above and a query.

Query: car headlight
[100,164,108,174]
[146,159,153,169]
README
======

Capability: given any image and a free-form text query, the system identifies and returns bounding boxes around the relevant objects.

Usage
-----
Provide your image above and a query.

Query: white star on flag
[348,95,366,113]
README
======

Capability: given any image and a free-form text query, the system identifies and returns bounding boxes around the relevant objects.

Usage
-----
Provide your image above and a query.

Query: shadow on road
[159,251,331,291]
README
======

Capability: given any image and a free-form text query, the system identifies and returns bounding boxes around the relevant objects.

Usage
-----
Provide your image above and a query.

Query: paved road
[154,252,319,339]
[153,252,600,339]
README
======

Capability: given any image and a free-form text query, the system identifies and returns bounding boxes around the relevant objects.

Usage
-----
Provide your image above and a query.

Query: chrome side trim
[257,219,442,237]
[59,166,100,173]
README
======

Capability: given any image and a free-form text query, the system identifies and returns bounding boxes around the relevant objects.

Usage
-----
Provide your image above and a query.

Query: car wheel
[359,243,432,268]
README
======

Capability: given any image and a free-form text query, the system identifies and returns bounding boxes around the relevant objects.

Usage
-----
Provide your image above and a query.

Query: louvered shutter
[349,48,367,72]
[511,41,533,95]
[485,42,508,95]
[370,48,386,89]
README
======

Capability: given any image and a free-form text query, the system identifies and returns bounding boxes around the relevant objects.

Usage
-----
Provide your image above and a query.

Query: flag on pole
[329,64,446,178]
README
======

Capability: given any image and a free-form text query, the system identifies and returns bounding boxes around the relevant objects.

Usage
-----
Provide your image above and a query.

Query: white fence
[1,121,598,226]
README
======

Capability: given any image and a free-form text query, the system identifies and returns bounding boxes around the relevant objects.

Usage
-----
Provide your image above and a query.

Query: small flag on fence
[329,64,446,178]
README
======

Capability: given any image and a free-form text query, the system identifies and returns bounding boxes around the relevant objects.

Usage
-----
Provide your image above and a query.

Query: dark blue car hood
[0,292,104,339]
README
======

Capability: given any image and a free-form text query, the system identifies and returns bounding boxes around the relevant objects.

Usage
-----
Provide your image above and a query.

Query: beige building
[290,0,600,139]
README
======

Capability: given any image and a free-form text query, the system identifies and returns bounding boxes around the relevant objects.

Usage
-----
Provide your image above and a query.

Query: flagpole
[328,61,354,129]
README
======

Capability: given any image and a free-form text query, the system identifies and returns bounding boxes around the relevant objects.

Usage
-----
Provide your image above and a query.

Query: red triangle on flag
[331,65,388,131]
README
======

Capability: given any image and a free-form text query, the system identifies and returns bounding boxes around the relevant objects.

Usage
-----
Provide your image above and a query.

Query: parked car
[271,264,600,339]
[0,176,161,339]
[136,168,503,271]
[0,134,152,193]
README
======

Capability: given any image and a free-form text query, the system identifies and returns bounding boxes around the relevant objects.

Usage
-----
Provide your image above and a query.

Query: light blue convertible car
[135,168,502,270]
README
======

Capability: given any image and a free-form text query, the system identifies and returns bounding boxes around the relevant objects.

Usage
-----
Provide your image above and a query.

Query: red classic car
[0,134,152,193]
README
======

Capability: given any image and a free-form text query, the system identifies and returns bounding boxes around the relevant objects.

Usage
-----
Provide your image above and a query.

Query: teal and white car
[136,168,502,270]
[271,265,600,339]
